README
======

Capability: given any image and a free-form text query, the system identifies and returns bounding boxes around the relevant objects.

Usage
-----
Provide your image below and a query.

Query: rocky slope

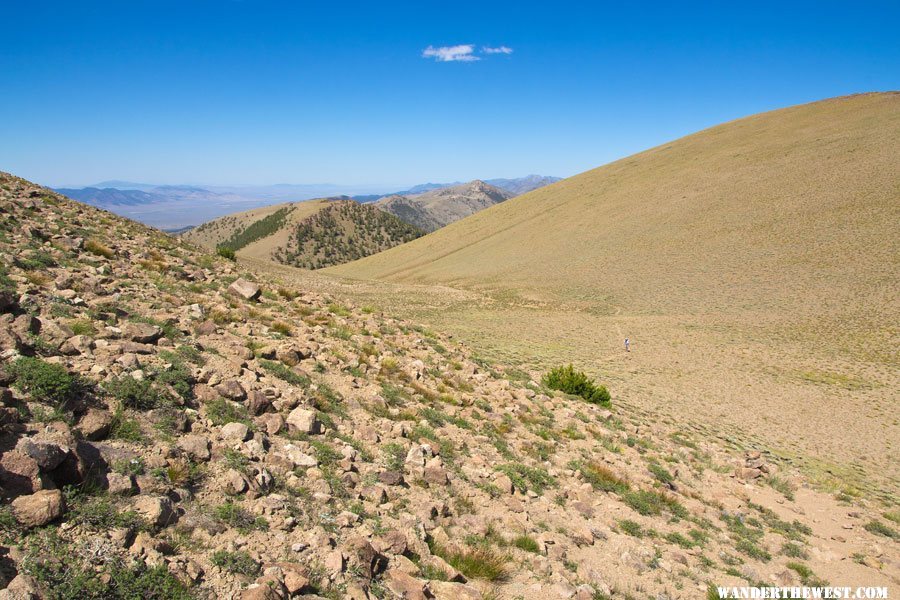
[0,171,896,599]
[185,200,423,271]
[375,181,514,233]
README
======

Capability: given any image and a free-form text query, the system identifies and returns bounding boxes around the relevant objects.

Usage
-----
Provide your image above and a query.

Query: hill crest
[184,198,423,269]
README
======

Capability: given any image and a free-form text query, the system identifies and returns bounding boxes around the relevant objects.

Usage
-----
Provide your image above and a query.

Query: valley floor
[252,258,899,503]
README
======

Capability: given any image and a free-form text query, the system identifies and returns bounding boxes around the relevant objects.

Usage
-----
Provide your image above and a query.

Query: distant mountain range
[52,175,559,229]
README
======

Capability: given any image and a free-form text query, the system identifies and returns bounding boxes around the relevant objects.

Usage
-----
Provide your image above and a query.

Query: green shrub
[151,355,194,402]
[105,376,163,410]
[259,359,310,386]
[112,457,145,477]
[223,448,250,474]
[64,490,143,531]
[0,506,22,544]
[664,531,695,548]
[22,529,192,600]
[496,463,556,495]
[382,443,407,472]
[417,561,450,581]
[863,519,898,539]
[0,264,14,293]
[622,489,688,519]
[69,319,98,336]
[205,398,250,427]
[735,538,771,562]
[16,249,56,271]
[767,475,795,501]
[708,584,726,600]
[648,461,675,485]
[210,550,260,577]
[216,246,236,260]
[109,409,145,443]
[542,364,610,405]
[213,502,268,532]
[781,541,808,559]
[618,519,644,537]
[512,535,540,553]
[271,321,292,336]
[9,357,81,406]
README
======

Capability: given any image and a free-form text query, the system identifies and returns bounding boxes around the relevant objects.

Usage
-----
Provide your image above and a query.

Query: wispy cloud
[422,44,514,62]
[422,44,479,62]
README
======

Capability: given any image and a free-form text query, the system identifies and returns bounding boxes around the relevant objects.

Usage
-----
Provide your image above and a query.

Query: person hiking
[624,337,630,352]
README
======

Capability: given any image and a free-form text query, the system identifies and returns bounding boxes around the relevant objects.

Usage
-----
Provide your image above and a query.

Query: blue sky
[2,0,898,188]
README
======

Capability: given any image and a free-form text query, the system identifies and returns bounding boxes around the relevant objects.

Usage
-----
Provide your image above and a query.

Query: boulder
[228,278,261,301]
[177,434,211,461]
[430,581,482,600]
[423,459,449,486]
[494,474,514,495]
[11,489,65,528]
[222,422,251,441]
[122,322,163,344]
[77,408,114,440]
[225,469,249,494]
[106,472,135,495]
[133,495,177,528]
[0,450,44,496]
[15,438,69,471]
[286,407,320,434]
[215,380,246,401]
[384,569,430,600]
[275,347,300,367]
[344,535,385,579]
[378,470,404,486]
[59,334,94,356]
[248,390,272,415]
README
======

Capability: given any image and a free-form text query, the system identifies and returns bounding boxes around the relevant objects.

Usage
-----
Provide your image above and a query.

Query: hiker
[624,338,630,352]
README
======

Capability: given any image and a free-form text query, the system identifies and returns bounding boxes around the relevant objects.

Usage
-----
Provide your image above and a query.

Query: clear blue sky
[2,0,898,188]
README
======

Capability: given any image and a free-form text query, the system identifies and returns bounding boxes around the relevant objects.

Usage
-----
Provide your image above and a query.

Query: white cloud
[482,45,513,55]
[422,44,479,62]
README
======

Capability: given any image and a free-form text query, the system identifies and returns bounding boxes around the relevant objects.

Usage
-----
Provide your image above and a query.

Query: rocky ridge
[0,171,896,599]
[375,181,514,233]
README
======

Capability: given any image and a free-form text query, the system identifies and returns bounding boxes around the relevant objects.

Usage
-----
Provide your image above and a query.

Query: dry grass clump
[84,238,115,258]
[429,541,509,582]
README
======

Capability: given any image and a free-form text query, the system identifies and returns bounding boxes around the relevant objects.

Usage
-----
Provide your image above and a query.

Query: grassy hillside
[184,198,423,269]
[334,93,898,318]
[324,93,900,490]
[331,94,899,356]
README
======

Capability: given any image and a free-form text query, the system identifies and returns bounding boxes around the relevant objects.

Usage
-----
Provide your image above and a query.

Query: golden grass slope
[323,93,900,494]
[330,93,899,356]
